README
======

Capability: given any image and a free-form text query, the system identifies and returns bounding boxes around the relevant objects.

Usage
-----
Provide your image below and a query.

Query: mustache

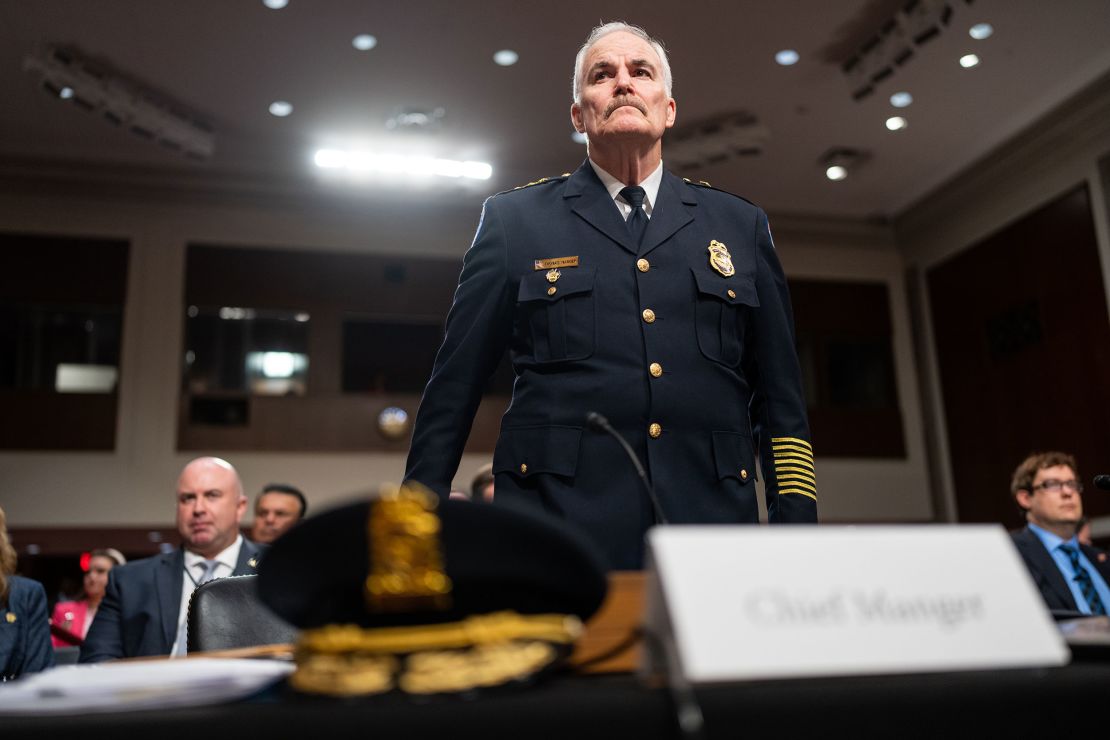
[605,96,647,117]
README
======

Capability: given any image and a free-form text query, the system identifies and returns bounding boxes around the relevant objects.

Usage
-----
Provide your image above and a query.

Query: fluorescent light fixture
[55,364,118,393]
[352,34,377,51]
[218,307,257,320]
[269,100,293,117]
[825,165,848,181]
[263,0,288,9]
[260,351,297,378]
[774,49,799,66]
[885,116,908,131]
[890,91,913,108]
[959,53,980,68]
[314,148,492,180]
[571,131,587,144]
[294,312,311,322]
[968,23,993,40]
[493,49,519,66]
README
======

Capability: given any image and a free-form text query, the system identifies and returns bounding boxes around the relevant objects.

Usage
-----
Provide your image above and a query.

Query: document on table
[0,657,294,715]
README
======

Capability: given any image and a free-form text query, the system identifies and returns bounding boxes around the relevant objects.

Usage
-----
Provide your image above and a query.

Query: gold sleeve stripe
[776,477,817,493]
[776,465,816,477]
[771,436,812,451]
[772,450,813,460]
[772,453,815,467]
[779,487,817,501]
[771,443,813,456]
[777,470,816,482]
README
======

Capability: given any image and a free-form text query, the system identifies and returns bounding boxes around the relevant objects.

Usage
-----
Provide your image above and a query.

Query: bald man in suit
[81,457,263,662]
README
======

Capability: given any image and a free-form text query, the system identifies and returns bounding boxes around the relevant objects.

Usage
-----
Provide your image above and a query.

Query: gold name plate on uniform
[534,256,579,270]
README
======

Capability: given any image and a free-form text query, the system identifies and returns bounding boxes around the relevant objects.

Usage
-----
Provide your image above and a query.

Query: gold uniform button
[727,289,736,299]
[649,362,663,378]
[740,469,749,481]
[520,463,528,474]
[642,308,656,324]
[648,423,662,439]
[547,286,557,296]
[636,258,650,273]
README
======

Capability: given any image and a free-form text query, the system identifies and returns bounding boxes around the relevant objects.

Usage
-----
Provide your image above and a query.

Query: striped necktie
[1060,545,1107,615]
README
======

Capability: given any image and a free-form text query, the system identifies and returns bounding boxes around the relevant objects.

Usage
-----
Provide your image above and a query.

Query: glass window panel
[184,306,309,396]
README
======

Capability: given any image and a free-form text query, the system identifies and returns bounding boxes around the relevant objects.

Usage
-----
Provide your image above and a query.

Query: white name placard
[642,525,1068,683]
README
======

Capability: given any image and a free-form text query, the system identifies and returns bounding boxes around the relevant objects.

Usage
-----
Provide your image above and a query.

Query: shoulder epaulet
[681,176,758,207]
[508,172,572,192]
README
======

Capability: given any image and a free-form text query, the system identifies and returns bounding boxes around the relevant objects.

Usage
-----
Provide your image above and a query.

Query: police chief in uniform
[405,22,817,570]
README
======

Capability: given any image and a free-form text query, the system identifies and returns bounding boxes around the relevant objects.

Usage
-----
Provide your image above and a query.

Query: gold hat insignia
[708,240,734,277]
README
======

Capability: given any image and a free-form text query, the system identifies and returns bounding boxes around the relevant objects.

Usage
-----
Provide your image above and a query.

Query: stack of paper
[0,658,293,714]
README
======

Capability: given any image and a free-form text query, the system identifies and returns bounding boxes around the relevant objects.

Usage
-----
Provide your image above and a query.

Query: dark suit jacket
[79,539,263,663]
[1,575,55,679]
[405,161,817,569]
[1011,526,1110,613]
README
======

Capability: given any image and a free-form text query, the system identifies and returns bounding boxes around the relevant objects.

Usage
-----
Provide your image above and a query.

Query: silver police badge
[708,240,735,277]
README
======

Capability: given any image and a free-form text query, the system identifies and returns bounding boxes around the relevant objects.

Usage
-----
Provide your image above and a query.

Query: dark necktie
[1060,545,1108,616]
[619,185,648,246]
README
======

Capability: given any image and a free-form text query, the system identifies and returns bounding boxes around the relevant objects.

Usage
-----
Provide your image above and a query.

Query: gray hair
[571,21,673,103]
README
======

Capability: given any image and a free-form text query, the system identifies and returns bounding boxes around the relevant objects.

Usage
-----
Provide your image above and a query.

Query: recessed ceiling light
[352,34,377,51]
[825,165,848,181]
[493,49,519,67]
[262,0,288,9]
[959,54,980,68]
[269,100,293,117]
[968,23,993,40]
[774,49,799,66]
[571,131,587,144]
[885,116,908,131]
[889,91,913,108]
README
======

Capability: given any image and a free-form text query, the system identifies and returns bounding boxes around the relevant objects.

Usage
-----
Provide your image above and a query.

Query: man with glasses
[1010,451,1110,617]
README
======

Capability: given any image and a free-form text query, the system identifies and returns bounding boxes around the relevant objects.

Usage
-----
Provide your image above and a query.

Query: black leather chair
[186,574,298,653]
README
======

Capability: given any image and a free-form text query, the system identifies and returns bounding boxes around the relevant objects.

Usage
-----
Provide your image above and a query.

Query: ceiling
[2,0,1110,220]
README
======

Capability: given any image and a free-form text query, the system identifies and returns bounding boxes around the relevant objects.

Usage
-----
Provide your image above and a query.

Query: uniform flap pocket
[711,430,756,484]
[691,267,759,307]
[493,425,582,478]
[518,266,597,302]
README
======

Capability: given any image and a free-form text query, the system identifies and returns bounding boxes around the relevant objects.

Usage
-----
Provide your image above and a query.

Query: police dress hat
[257,483,608,696]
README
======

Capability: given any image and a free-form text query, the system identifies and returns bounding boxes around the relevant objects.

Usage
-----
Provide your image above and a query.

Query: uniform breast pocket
[691,267,758,367]
[517,267,597,363]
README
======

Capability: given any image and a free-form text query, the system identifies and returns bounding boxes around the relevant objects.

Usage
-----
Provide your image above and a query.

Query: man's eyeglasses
[1032,479,1084,494]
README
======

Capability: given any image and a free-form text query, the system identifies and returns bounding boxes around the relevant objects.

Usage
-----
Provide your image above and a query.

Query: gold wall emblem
[708,240,734,277]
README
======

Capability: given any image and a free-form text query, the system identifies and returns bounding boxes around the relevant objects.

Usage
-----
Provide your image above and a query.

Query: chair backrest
[53,645,81,666]
[186,574,298,653]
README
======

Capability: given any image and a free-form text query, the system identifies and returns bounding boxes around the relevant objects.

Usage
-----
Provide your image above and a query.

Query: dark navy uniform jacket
[406,160,817,569]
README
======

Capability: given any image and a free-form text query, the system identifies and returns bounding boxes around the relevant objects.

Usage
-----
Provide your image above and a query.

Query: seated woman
[51,548,125,647]
[1,505,54,679]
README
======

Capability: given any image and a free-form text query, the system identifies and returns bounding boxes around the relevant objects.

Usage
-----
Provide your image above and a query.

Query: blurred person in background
[50,548,126,647]
[0,505,54,679]
[249,483,306,544]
